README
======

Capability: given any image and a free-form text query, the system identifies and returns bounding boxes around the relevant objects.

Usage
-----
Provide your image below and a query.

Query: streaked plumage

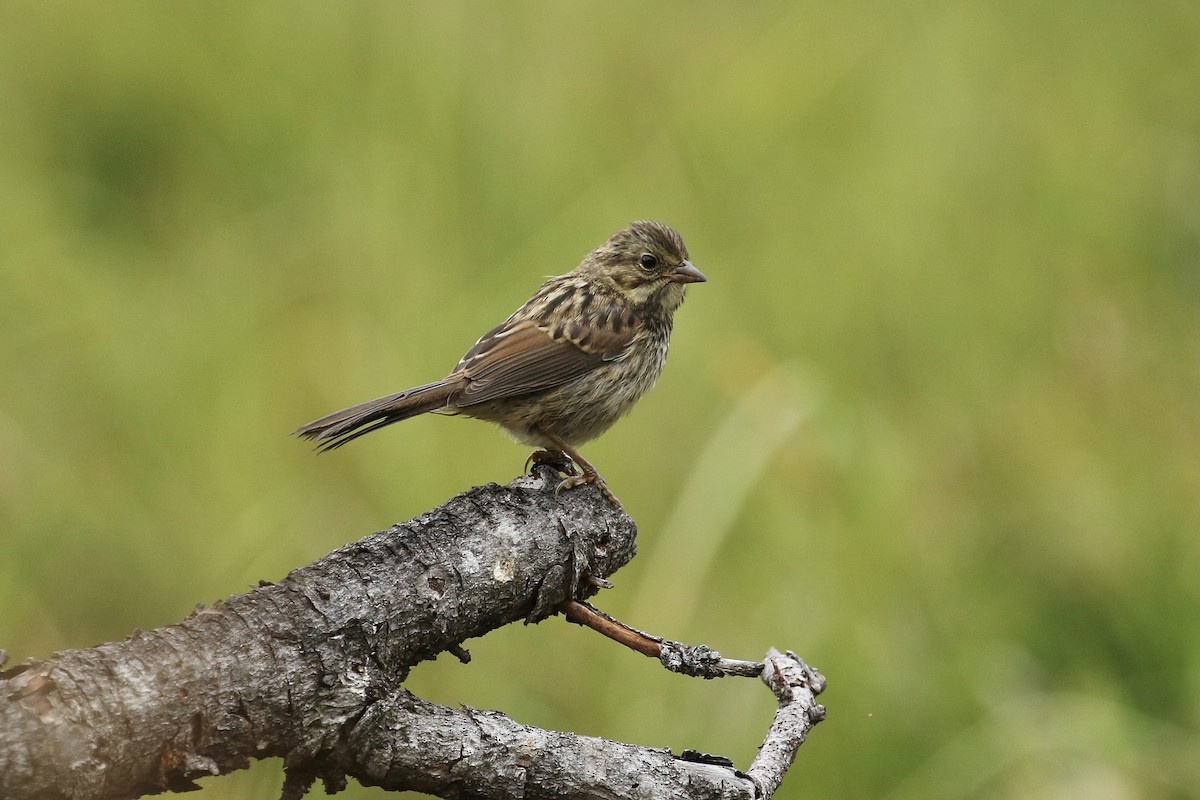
[295,220,705,507]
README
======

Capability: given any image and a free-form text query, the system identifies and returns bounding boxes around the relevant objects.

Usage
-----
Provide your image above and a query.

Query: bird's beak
[669,260,707,284]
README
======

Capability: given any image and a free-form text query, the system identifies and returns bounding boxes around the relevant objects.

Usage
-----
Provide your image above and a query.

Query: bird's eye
[639,253,658,271]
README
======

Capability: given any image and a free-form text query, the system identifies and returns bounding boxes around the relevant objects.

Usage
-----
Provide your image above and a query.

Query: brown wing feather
[452,309,635,407]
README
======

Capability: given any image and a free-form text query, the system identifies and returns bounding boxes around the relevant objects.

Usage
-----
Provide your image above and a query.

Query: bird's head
[579,220,706,315]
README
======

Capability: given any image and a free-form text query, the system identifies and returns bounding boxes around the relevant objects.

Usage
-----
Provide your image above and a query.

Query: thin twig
[560,600,764,678]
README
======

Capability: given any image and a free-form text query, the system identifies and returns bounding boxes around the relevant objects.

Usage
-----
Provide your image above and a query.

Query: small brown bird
[295,220,705,507]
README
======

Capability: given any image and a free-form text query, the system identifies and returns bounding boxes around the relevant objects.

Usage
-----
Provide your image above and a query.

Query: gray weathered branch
[330,648,825,800]
[0,467,824,800]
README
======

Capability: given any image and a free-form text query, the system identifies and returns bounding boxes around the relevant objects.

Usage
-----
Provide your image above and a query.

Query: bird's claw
[554,473,624,512]
[528,432,623,511]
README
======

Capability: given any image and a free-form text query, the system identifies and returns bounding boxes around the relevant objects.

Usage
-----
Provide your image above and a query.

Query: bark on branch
[0,467,824,800]
[332,648,824,800]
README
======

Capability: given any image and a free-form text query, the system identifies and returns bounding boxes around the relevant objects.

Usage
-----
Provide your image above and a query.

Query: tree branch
[0,468,825,799]
[326,647,824,800]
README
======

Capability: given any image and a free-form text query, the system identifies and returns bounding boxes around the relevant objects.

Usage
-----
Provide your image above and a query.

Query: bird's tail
[294,380,458,451]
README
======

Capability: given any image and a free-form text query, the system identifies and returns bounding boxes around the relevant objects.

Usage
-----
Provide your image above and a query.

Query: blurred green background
[2,3,1198,798]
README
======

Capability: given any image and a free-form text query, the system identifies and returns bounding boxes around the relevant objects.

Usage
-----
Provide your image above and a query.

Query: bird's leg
[535,427,623,511]
[525,449,579,477]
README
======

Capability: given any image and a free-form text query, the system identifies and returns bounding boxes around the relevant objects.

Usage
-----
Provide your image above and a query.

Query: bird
[295,220,706,508]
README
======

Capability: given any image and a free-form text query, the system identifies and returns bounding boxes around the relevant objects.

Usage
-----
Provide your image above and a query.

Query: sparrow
[295,220,706,508]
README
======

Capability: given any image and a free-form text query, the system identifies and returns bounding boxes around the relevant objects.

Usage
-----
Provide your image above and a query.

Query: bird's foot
[554,470,624,512]
[530,427,624,512]
[526,449,579,477]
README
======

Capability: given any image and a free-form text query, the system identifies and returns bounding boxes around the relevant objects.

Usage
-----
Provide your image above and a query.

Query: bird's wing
[451,309,635,406]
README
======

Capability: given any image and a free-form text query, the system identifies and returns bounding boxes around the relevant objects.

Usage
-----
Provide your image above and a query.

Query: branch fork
[0,469,824,800]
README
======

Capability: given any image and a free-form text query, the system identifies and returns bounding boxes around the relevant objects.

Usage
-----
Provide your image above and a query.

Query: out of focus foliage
[1,3,1196,798]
